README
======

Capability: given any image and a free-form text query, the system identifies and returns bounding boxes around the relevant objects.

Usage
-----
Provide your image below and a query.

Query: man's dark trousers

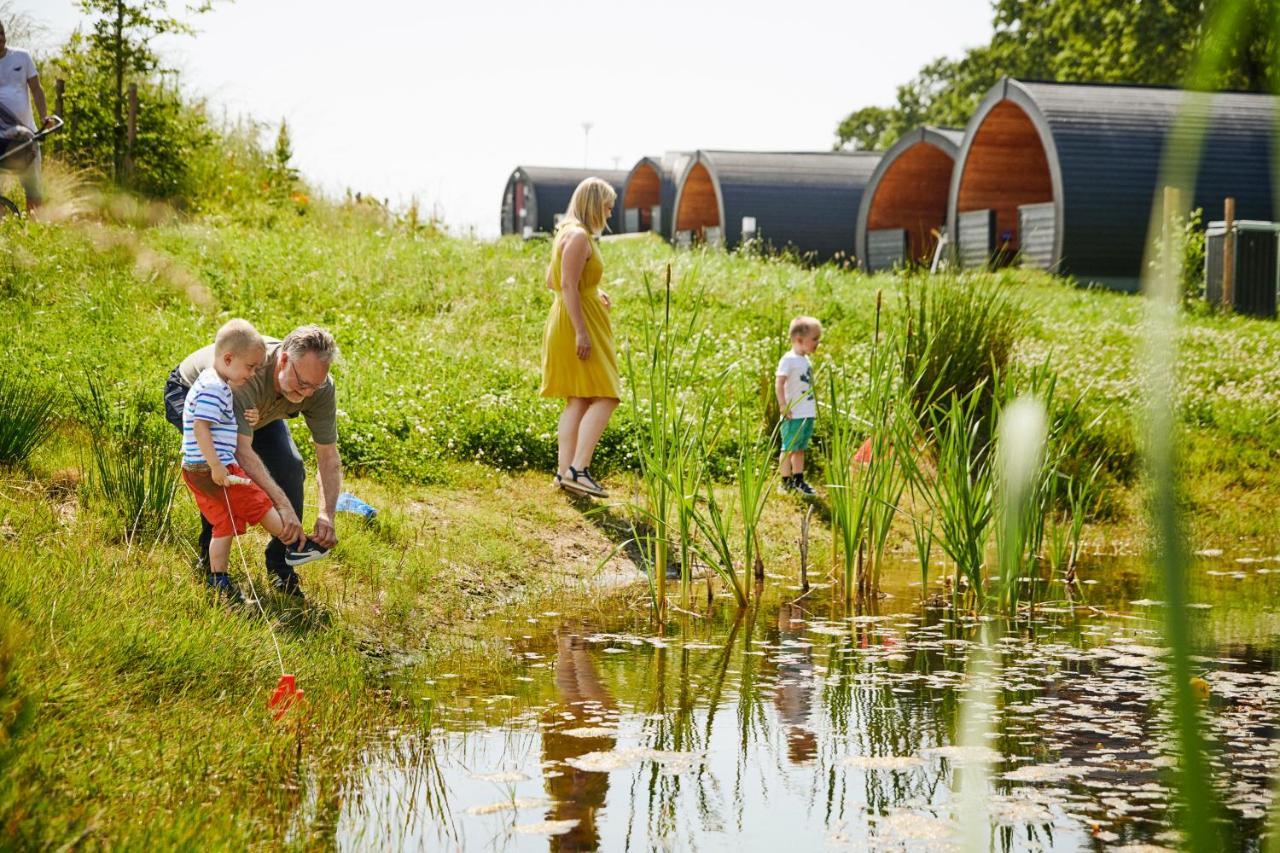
[164,366,305,573]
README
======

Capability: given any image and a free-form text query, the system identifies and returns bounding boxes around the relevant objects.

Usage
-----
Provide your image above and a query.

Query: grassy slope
[1,210,1279,845]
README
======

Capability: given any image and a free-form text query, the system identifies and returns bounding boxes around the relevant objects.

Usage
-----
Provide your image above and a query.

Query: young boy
[776,316,821,496]
[181,319,328,603]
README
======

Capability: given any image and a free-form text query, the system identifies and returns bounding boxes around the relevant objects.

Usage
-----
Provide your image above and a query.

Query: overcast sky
[15,0,994,236]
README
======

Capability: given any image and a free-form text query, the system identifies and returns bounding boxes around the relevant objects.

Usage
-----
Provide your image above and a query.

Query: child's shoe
[780,475,797,494]
[206,571,244,606]
[794,477,817,497]
[269,565,305,598]
[285,539,330,567]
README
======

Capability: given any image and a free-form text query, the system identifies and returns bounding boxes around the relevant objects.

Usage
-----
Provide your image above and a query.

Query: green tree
[267,118,299,198]
[834,0,1280,150]
[74,0,211,184]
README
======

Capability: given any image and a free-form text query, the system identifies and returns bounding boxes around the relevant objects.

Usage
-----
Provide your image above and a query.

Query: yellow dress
[540,225,621,399]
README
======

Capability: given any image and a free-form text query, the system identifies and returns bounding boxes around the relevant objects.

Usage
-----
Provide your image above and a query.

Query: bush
[0,373,58,466]
[898,272,1025,436]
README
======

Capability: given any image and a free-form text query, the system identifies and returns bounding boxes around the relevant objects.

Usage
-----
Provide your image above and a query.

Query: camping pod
[500,166,627,237]
[855,126,963,271]
[670,150,882,262]
[947,78,1278,289]
[619,152,693,239]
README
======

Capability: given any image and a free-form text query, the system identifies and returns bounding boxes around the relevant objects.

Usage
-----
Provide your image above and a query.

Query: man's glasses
[289,359,322,392]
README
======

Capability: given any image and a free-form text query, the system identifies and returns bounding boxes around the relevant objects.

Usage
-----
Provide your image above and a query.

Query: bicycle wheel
[0,196,18,218]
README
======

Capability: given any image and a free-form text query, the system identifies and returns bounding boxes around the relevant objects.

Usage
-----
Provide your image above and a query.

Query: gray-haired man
[164,325,343,598]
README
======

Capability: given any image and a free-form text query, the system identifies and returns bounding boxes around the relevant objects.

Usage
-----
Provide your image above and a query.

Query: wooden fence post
[123,82,138,183]
[1222,197,1236,311]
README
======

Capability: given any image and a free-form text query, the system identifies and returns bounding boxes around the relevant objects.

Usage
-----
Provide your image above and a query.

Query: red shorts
[182,462,275,538]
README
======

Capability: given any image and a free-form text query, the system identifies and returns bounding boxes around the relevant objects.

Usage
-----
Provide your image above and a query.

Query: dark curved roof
[503,166,628,235]
[855,126,963,266]
[947,78,1278,286]
[677,150,882,261]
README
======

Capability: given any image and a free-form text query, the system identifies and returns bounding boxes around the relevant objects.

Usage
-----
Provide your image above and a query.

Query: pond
[336,555,1280,851]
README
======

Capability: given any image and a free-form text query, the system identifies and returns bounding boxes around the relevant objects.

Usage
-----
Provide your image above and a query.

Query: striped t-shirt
[182,368,239,466]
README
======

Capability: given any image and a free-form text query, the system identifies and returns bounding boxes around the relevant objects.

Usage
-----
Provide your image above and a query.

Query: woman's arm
[559,231,593,360]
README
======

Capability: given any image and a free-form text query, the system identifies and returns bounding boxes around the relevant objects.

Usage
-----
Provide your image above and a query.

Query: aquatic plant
[624,264,719,617]
[821,367,871,604]
[904,387,995,608]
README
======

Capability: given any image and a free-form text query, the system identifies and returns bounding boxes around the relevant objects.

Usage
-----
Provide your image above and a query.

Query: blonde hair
[559,177,617,237]
[214,318,265,358]
[789,316,822,339]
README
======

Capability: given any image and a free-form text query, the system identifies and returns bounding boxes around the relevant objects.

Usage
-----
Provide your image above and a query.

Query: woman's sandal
[562,466,608,498]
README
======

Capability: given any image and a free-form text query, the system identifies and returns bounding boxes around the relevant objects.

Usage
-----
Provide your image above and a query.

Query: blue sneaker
[206,572,243,606]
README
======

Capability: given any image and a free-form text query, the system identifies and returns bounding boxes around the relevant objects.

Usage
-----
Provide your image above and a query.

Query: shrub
[0,373,58,466]
[899,272,1025,437]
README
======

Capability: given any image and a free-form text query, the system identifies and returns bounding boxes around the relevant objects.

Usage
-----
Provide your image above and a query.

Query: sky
[13,0,994,236]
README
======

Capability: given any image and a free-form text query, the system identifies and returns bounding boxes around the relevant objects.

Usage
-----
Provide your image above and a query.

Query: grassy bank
[2,209,1279,844]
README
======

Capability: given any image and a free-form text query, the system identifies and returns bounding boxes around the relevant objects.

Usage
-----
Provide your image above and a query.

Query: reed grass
[76,377,180,543]
[0,371,58,466]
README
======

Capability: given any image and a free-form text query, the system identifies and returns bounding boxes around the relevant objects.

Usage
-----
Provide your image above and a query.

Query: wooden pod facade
[619,153,692,239]
[500,166,627,237]
[671,150,882,262]
[948,78,1278,289]
[855,126,963,271]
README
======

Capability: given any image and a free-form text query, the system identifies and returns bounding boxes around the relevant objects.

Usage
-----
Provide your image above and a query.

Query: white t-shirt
[0,48,36,130]
[776,351,816,419]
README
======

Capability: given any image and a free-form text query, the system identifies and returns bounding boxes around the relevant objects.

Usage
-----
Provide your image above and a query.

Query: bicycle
[0,114,62,217]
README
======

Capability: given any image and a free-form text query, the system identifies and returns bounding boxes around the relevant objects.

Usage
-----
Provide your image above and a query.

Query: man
[164,325,343,599]
[0,21,52,211]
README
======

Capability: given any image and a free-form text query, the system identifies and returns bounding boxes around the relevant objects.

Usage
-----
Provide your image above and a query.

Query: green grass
[1,206,1280,844]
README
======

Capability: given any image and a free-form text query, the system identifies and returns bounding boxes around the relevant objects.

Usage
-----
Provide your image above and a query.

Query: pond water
[337,556,1280,851]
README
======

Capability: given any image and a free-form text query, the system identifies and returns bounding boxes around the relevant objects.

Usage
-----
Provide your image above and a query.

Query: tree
[834,0,1280,150]
[74,0,211,184]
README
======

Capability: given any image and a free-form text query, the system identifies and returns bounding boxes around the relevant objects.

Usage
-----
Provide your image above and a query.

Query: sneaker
[562,466,608,499]
[269,564,305,598]
[794,477,817,497]
[780,475,797,494]
[285,539,330,567]
[206,572,244,606]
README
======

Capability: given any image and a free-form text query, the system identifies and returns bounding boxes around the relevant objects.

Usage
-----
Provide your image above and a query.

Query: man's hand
[243,407,260,426]
[210,463,230,486]
[276,503,305,547]
[312,515,338,549]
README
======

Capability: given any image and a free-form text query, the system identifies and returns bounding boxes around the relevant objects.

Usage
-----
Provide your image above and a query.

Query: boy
[776,316,821,496]
[181,319,328,603]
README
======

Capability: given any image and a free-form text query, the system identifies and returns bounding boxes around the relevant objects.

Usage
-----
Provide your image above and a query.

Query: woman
[541,177,619,498]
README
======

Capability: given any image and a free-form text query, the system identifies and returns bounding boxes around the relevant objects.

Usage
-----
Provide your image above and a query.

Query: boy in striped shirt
[181,319,327,602]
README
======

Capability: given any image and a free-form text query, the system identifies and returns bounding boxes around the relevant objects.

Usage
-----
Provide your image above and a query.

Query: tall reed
[0,373,58,466]
[624,265,716,619]
[822,367,870,604]
[76,378,180,544]
[900,387,994,609]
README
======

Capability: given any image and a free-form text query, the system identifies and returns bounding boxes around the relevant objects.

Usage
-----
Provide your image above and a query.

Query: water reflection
[541,630,616,850]
[335,557,1280,851]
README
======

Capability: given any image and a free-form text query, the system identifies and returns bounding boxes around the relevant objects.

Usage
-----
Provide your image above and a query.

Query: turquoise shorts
[780,417,815,452]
